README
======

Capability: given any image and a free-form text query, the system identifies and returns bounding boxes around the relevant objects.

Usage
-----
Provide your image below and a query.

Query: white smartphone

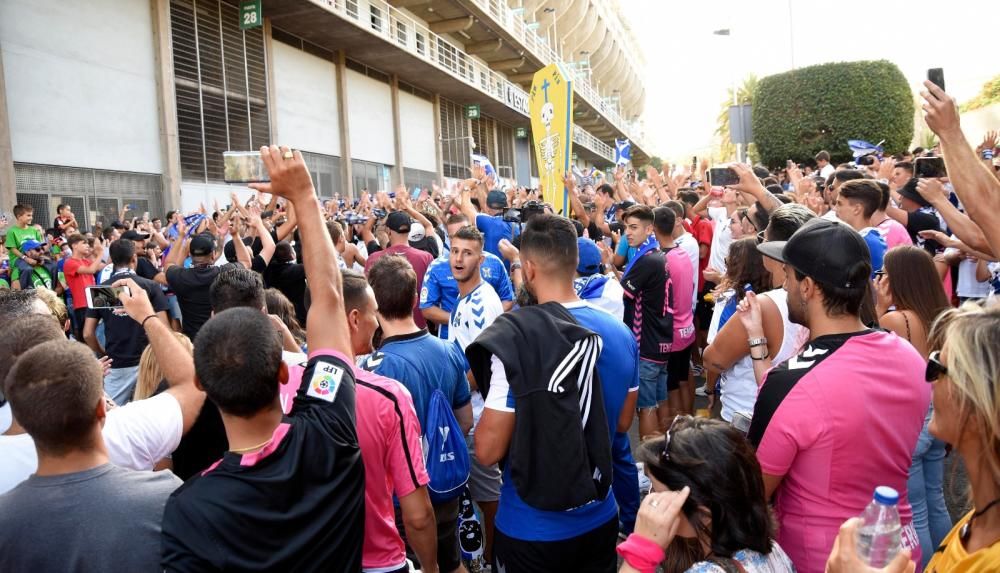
[85,285,131,310]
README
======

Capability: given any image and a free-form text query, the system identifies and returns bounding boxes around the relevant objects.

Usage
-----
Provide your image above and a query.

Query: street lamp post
[713,28,742,163]
[543,7,558,60]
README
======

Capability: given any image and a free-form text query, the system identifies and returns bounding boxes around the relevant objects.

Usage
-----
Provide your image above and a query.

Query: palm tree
[715,74,759,162]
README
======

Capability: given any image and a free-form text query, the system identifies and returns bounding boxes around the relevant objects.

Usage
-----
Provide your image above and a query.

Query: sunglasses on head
[874,269,886,279]
[661,414,693,461]
[925,350,948,382]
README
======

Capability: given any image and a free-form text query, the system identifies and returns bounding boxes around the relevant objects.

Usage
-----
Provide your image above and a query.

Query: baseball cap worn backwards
[386,211,412,234]
[757,218,871,289]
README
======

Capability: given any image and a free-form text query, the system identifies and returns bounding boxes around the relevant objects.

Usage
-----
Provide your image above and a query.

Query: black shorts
[73,307,88,339]
[695,281,717,328]
[395,496,462,573]
[667,344,693,391]
[433,498,462,572]
[493,516,617,573]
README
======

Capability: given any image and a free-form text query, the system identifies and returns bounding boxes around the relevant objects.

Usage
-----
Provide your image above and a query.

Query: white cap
[408,222,426,242]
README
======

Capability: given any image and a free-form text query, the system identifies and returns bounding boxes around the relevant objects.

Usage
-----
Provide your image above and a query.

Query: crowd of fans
[1,81,999,573]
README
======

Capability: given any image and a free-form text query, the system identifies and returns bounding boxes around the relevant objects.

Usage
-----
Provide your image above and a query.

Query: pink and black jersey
[161,350,364,572]
[621,248,674,362]
[748,330,929,573]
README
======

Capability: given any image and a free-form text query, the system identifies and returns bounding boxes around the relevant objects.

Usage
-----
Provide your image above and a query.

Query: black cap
[189,233,217,257]
[898,178,931,208]
[386,211,411,234]
[223,236,253,263]
[756,218,871,289]
[121,230,150,242]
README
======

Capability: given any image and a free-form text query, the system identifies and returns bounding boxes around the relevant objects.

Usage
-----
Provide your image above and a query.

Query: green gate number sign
[240,0,262,29]
[515,127,527,139]
[465,104,481,120]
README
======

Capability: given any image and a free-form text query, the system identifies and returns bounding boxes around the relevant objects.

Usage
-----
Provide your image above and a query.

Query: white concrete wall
[399,91,436,171]
[0,0,162,173]
[346,69,395,165]
[272,41,340,156]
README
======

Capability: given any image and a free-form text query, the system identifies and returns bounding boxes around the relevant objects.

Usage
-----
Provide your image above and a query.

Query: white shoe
[695,385,708,397]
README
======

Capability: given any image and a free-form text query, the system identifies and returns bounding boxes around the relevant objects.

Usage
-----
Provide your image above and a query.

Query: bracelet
[750,351,770,361]
[510,261,522,272]
[748,337,767,348]
[616,533,665,573]
[141,314,158,328]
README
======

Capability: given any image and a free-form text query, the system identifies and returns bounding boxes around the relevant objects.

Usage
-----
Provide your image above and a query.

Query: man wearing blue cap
[573,237,624,321]
[13,240,56,290]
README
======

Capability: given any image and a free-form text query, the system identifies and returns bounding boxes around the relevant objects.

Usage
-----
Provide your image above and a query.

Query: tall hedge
[752,60,914,168]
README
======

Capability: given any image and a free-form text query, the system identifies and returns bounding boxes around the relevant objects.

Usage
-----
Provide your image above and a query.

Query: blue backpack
[423,389,471,503]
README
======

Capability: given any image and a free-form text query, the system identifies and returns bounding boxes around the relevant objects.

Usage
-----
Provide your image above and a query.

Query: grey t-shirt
[0,463,181,572]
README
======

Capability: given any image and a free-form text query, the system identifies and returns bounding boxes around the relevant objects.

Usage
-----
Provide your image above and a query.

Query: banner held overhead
[529,63,573,216]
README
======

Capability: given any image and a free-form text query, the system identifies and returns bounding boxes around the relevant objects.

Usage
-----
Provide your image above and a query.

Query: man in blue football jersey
[421,213,514,339]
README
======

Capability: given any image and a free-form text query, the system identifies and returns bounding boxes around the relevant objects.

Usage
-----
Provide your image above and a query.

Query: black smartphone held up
[707,167,739,187]
[914,156,947,178]
[85,285,132,310]
[927,68,945,92]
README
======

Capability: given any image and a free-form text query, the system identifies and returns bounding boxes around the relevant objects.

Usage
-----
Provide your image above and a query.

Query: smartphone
[411,187,422,201]
[927,68,945,92]
[915,156,947,178]
[223,151,271,183]
[731,411,752,435]
[85,285,132,310]
[707,167,739,187]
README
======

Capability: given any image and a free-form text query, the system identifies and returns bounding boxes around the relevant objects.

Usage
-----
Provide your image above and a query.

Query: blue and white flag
[614,138,631,167]
[470,153,497,180]
[847,139,884,160]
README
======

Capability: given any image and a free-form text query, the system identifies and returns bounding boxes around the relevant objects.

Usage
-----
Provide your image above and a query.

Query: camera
[502,201,545,224]
[856,154,877,166]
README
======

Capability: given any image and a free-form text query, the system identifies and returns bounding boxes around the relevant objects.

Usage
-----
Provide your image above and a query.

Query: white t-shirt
[448,280,504,431]
[821,209,841,223]
[0,402,11,434]
[0,433,37,495]
[819,163,836,179]
[707,206,732,275]
[949,249,992,299]
[0,392,183,494]
[676,232,700,307]
[103,392,184,471]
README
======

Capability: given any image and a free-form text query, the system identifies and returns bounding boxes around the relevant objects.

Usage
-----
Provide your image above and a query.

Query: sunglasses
[874,270,887,279]
[661,414,693,461]
[925,350,948,382]
[756,230,766,244]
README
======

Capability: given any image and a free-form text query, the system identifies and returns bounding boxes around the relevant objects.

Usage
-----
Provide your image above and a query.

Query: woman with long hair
[134,331,193,401]
[264,287,306,349]
[618,417,794,572]
[875,245,954,569]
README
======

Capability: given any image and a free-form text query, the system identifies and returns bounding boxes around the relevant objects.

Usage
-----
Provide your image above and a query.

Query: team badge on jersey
[307,361,344,402]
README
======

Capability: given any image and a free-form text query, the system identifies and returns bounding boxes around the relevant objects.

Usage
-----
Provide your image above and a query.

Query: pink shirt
[876,217,913,250]
[665,246,695,351]
[282,351,429,571]
[754,331,929,573]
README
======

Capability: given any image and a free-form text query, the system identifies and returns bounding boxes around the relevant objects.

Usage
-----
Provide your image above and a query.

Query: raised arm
[248,205,276,266]
[251,146,351,356]
[923,80,1000,256]
[114,277,204,433]
[915,178,994,256]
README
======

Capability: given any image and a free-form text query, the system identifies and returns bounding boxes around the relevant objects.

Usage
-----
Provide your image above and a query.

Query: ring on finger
[282,150,294,160]
[650,499,660,508]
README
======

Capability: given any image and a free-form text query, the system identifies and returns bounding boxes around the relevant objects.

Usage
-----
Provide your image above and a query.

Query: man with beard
[470,214,631,573]
[748,218,930,573]
[446,225,504,565]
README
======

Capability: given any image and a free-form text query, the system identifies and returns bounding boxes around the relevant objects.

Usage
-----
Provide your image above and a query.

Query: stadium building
[0,0,647,227]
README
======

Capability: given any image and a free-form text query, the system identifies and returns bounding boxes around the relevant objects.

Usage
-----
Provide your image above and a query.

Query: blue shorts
[638,359,669,408]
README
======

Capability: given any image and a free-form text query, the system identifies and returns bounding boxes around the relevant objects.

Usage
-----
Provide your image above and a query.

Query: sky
[625,0,999,161]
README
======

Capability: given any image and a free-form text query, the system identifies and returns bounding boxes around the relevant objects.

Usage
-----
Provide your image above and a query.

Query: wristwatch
[748,337,767,348]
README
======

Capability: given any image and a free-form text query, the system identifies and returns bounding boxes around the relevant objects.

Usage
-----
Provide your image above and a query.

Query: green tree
[715,75,759,162]
[752,60,914,168]
[960,74,1000,113]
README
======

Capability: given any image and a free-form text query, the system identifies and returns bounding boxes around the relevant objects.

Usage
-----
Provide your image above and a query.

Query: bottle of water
[856,486,902,567]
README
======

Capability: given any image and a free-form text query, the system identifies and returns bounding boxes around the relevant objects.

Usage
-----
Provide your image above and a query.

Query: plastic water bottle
[856,486,902,567]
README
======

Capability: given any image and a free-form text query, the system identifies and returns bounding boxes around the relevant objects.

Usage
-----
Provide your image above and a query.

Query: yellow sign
[529,64,573,216]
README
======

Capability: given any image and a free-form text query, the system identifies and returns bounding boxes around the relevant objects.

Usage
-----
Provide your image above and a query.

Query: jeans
[611,432,639,534]
[104,365,139,406]
[637,360,668,408]
[907,407,952,569]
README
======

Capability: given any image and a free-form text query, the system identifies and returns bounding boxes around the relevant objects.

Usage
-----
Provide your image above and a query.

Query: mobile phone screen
[708,167,739,187]
[85,285,130,309]
[915,157,947,179]
[927,68,945,92]
[223,151,271,183]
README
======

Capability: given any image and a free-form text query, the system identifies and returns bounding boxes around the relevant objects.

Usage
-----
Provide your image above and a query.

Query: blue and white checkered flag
[614,139,631,167]
[470,153,497,180]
